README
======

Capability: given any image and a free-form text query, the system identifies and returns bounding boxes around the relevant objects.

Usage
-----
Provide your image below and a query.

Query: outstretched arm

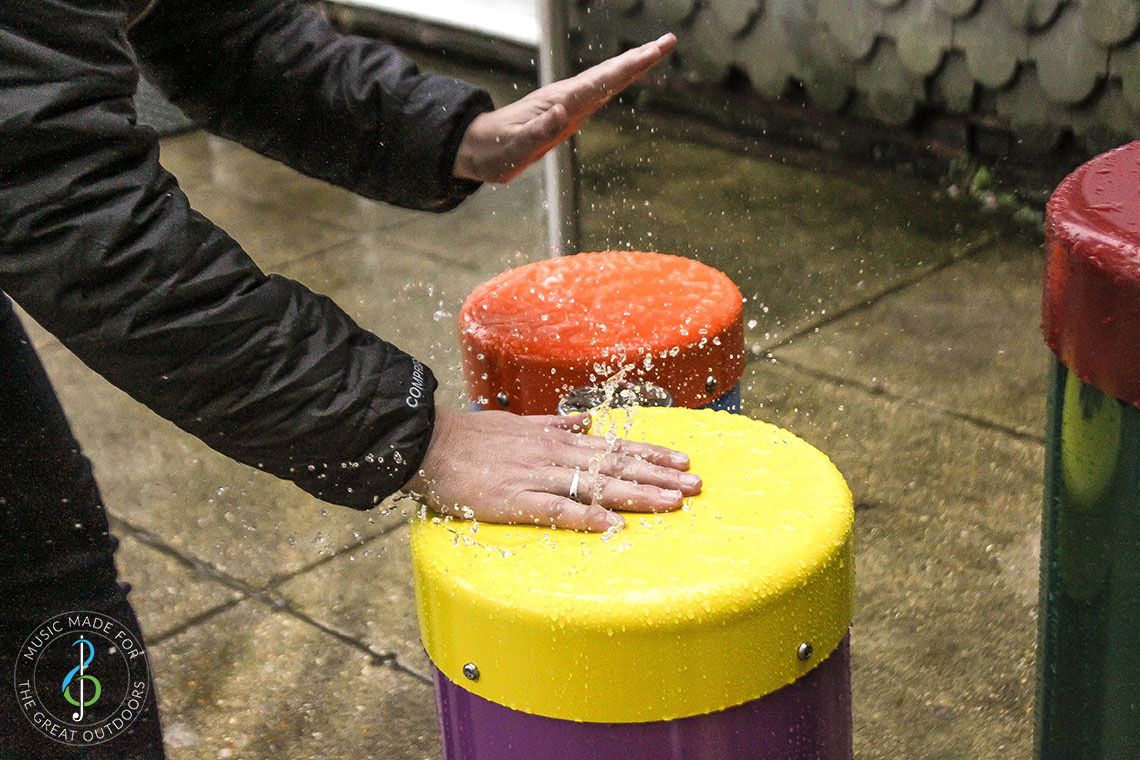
[130,0,493,212]
[454,34,677,184]
[131,1,676,198]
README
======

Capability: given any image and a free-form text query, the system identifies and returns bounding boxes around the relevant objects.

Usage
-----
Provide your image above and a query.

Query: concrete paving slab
[275,524,429,675]
[275,234,496,408]
[575,120,1024,348]
[180,180,358,272]
[369,170,548,275]
[152,601,441,760]
[166,135,545,296]
[775,239,1049,436]
[740,360,1042,759]
[114,533,244,642]
[37,342,410,589]
[158,131,303,194]
[8,299,56,352]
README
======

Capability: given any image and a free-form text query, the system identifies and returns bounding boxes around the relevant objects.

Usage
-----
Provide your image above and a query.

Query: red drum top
[1044,141,1140,407]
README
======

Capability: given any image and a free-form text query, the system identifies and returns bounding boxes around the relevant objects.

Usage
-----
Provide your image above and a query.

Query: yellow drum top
[411,407,854,722]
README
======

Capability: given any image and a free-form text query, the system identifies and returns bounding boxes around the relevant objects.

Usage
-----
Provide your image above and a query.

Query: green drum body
[1038,362,1139,759]
[1037,141,1140,759]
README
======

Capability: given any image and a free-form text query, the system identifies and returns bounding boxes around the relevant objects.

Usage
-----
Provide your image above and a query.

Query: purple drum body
[432,635,853,760]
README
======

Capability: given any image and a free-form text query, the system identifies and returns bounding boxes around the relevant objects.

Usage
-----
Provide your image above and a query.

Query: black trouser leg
[0,296,166,759]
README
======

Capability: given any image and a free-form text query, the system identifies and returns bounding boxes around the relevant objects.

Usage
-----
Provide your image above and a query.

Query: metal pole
[537,0,580,257]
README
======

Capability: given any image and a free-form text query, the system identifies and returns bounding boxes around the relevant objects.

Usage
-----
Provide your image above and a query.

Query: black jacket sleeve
[0,0,438,509]
[129,0,494,211]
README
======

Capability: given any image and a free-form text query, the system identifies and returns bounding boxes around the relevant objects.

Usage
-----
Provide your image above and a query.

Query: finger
[539,467,684,512]
[584,34,676,91]
[593,474,685,513]
[562,432,690,470]
[561,447,701,495]
[526,102,569,143]
[529,412,591,433]
[515,490,624,532]
[654,32,678,55]
[491,104,571,183]
[564,34,676,111]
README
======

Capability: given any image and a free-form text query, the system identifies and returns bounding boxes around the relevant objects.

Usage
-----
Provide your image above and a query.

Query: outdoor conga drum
[411,407,855,759]
[1037,141,1140,759]
[459,251,745,413]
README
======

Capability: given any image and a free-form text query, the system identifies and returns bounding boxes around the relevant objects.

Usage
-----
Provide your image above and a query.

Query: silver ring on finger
[568,468,582,501]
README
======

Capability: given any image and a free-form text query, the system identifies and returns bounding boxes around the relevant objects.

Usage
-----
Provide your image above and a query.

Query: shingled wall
[570,1,1138,162]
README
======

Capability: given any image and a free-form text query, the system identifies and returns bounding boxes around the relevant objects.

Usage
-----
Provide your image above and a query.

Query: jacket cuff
[359,355,439,508]
[433,88,492,210]
[399,80,494,212]
[286,353,439,511]
[392,359,438,492]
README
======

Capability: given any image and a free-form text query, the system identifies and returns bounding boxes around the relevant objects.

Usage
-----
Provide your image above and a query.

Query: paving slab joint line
[109,513,442,681]
[389,656,435,686]
[262,514,409,590]
[265,229,362,273]
[108,507,405,594]
[148,597,247,647]
[770,355,1046,446]
[278,225,488,279]
[108,515,416,651]
[263,600,432,687]
[761,230,1001,355]
[274,604,400,669]
[109,515,266,598]
[183,171,364,238]
[358,229,491,276]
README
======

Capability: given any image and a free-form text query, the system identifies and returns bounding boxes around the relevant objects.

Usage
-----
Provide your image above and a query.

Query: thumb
[492,104,572,183]
[526,103,570,148]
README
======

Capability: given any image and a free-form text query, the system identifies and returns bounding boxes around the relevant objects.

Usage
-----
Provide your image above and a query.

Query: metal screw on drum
[462,663,480,681]
[706,376,718,393]
[797,642,813,661]
[496,392,510,408]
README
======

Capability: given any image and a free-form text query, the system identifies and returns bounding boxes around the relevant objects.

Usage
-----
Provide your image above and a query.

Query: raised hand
[452,33,677,184]
[403,407,701,532]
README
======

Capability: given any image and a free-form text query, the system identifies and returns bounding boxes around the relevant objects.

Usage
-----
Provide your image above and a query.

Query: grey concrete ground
[22,54,1046,759]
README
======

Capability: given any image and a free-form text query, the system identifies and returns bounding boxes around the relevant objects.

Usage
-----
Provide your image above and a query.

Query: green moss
[969,165,996,196]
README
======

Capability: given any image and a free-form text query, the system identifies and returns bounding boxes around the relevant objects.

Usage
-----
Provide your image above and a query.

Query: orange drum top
[459,251,745,414]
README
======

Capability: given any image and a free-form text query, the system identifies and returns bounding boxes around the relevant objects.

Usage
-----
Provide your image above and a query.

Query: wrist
[404,408,454,493]
[453,121,485,182]
[452,148,479,182]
